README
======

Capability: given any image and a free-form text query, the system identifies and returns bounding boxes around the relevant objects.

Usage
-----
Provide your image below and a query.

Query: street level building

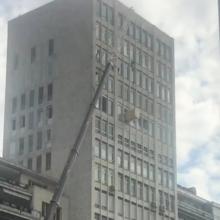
[178,185,216,220]
[3,0,176,219]
[0,158,68,220]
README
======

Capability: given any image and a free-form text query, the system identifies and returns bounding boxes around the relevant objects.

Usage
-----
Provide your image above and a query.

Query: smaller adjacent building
[0,158,69,220]
[178,185,220,220]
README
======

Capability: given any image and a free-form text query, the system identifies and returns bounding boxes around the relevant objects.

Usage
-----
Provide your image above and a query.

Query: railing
[178,201,213,220]
[0,179,31,197]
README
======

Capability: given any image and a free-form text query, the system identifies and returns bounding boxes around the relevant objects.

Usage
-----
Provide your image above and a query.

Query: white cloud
[0,0,220,202]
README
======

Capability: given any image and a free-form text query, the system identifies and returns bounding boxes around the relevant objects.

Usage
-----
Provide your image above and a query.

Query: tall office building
[3,0,176,219]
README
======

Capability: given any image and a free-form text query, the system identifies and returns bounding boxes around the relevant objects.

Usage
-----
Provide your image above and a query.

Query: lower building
[0,158,69,220]
[177,185,220,220]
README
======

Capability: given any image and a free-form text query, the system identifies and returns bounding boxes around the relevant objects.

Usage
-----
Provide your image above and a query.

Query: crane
[45,61,114,220]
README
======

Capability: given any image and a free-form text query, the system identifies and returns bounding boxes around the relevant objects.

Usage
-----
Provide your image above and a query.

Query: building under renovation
[0,158,69,220]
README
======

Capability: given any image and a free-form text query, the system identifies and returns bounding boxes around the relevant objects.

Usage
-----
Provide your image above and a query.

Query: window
[136,70,142,87]
[36,155,42,173]
[101,142,107,160]
[108,99,114,116]
[95,188,101,208]
[94,139,101,158]
[96,22,101,40]
[118,13,123,29]
[170,195,175,212]
[143,185,149,202]
[149,187,155,202]
[21,93,26,110]
[102,96,108,114]
[130,179,136,197]
[137,206,143,220]
[108,123,114,140]
[37,109,43,125]
[29,90,34,107]
[149,164,155,181]
[108,145,114,162]
[20,115,25,128]
[47,105,53,119]
[118,173,123,192]
[137,159,142,176]
[137,182,142,200]
[124,153,129,170]
[169,173,174,189]
[12,119,16,131]
[28,134,33,152]
[101,166,107,185]
[47,129,52,144]
[118,198,123,216]
[125,200,130,218]
[37,131,43,149]
[19,138,24,155]
[48,83,53,101]
[118,81,123,98]
[27,158,32,170]
[46,152,51,170]
[31,46,36,63]
[130,156,136,173]
[108,169,114,186]
[48,39,54,56]
[124,176,129,194]
[118,150,123,168]
[131,203,136,220]
[102,191,107,210]
[95,163,101,182]
[158,168,163,185]
[136,26,141,43]
[38,87,44,104]
[108,194,115,212]
[95,117,101,133]
[143,162,148,178]
[101,120,107,137]
[12,97,17,113]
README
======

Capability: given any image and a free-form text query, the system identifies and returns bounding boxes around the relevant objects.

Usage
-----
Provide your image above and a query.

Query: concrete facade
[0,158,69,219]
[177,185,220,220]
[3,0,177,219]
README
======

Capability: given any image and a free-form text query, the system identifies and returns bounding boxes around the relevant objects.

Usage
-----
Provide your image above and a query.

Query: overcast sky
[0,0,220,202]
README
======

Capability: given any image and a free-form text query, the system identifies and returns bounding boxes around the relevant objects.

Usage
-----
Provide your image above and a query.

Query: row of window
[157,103,173,125]
[94,139,114,163]
[118,150,155,181]
[157,61,172,83]
[118,173,156,200]
[95,163,114,186]
[158,154,174,168]
[156,39,172,62]
[118,196,175,220]
[96,22,114,47]
[13,39,54,70]
[95,188,114,212]
[95,117,114,140]
[12,83,53,113]
[118,63,154,93]
[96,72,114,94]
[19,152,51,173]
[96,96,114,117]
[96,0,114,25]
[123,19,153,51]
[117,134,155,158]
[12,106,53,131]
[120,40,154,72]
[95,213,113,220]
[158,168,174,189]
[156,124,173,145]
[156,82,172,104]
[13,129,51,157]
